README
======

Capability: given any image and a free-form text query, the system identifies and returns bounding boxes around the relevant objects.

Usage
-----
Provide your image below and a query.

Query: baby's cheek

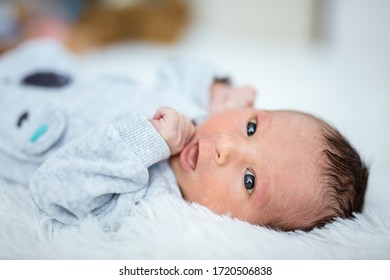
[252,182,269,207]
[205,171,236,201]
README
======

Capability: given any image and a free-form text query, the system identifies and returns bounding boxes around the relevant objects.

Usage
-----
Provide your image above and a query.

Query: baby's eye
[247,120,257,136]
[244,169,255,194]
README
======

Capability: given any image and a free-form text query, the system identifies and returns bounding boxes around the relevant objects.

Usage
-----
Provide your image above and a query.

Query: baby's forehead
[269,110,323,135]
[273,109,317,121]
[267,110,325,180]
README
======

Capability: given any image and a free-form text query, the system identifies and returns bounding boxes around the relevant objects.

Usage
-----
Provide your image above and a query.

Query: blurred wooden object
[67,0,189,51]
[0,0,189,53]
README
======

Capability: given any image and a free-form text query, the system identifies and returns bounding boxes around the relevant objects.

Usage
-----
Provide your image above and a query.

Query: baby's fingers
[153,106,179,123]
[242,86,257,107]
[182,116,196,143]
[151,106,179,144]
[227,86,256,108]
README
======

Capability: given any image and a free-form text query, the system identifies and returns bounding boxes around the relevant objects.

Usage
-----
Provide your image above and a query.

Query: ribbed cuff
[114,114,170,168]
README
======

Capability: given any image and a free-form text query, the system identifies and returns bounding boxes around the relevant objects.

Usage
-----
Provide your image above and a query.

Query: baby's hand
[151,107,195,155]
[210,82,257,114]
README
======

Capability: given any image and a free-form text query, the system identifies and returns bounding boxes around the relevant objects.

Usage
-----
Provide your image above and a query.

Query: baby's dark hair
[311,121,369,230]
[266,114,369,232]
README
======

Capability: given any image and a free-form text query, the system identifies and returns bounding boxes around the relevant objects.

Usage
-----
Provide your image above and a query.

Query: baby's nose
[215,134,237,166]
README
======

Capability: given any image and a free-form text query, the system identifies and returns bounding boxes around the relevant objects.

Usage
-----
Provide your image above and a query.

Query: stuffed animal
[0,39,211,184]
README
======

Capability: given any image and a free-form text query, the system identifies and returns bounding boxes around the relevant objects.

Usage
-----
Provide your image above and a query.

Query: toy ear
[21,71,71,88]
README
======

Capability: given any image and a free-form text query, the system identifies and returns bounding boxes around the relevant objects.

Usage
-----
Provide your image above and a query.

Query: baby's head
[170,108,368,231]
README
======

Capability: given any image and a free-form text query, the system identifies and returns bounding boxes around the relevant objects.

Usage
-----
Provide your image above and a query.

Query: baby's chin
[169,155,189,197]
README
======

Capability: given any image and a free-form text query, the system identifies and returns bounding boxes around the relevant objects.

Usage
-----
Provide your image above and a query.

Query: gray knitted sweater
[30,114,178,231]
[0,39,227,230]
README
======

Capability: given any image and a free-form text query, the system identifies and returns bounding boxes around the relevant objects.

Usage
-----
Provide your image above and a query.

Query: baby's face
[170,108,323,227]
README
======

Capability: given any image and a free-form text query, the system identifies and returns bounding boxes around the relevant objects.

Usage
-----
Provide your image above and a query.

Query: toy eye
[247,120,257,136]
[244,169,255,194]
[17,111,29,128]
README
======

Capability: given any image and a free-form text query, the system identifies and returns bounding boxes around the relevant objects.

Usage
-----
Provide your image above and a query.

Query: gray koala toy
[0,39,213,185]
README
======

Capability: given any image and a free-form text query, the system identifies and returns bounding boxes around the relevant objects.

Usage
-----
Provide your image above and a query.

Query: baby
[0,40,368,232]
[155,89,369,232]
[29,82,368,233]
[167,105,369,231]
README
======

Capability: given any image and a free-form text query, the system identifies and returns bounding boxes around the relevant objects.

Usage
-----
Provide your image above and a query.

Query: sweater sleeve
[29,114,170,227]
[155,58,231,111]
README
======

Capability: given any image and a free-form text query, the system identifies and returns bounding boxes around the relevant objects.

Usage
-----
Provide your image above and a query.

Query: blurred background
[1,0,389,216]
[1,0,389,51]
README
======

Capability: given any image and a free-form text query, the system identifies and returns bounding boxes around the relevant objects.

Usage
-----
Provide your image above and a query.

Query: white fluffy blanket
[1,40,390,259]
[0,178,389,259]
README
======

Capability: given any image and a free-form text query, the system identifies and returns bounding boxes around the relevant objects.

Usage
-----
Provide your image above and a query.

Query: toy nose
[30,124,49,143]
[21,71,71,88]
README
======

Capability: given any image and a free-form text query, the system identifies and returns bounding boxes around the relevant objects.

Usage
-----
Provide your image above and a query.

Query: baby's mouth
[180,141,199,171]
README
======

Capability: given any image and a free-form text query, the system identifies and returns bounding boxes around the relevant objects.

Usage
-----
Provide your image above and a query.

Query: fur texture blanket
[1,38,390,259]
[1,179,389,259]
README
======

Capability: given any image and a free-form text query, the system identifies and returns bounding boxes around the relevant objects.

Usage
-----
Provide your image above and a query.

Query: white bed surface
[1,179,389,259]
[1,36,389,259]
